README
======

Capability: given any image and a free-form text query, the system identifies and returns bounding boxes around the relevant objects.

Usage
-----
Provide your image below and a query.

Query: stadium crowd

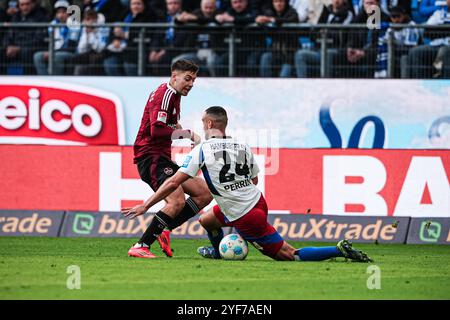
[0,0,449,77]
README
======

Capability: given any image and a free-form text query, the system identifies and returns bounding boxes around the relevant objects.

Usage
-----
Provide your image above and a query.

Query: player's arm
[148,90,192,140]
[121,172,191,219]
[151,108,191,140]
[252,176,258,185]
[151,109,200,144]
[122,145,203,219]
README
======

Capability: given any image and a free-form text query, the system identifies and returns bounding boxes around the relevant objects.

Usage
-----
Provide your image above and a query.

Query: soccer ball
[219,233,248,260]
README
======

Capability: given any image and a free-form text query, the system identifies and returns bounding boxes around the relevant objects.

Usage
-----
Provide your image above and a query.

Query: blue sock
[294,246,344,261]
[207,229,224,259]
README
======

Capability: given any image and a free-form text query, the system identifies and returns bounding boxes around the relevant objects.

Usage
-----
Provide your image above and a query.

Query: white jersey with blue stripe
[178,137,261,221]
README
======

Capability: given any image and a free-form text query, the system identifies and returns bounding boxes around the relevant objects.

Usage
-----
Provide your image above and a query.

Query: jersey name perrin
[179,137,261,221]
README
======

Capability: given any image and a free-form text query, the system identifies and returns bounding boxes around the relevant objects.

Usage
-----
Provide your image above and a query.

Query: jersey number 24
[214,150,250,183]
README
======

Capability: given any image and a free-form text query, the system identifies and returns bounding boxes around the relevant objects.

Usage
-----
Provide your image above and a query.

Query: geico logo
[273,218,397,241]
[0,213,52,233]
[0,88,102,137]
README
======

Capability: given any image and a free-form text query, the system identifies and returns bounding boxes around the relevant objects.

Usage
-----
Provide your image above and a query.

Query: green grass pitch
[0,237,449,300]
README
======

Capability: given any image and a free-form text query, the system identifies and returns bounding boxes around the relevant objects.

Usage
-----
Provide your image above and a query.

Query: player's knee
[198,212,215,230]
[173,200,185,213]
[198,214,209,229]
[165,198,185,214]
[198,215,206,227]
[190,183,213,208]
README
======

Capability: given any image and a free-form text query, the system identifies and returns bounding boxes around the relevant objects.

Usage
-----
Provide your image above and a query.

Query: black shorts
[137,155,179,192]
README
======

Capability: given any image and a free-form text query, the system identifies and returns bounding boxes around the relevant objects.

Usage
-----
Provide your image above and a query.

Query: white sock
[134,243,149,248]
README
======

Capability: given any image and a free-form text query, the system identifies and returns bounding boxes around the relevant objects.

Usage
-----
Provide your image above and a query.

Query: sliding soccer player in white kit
[122,106,372,262]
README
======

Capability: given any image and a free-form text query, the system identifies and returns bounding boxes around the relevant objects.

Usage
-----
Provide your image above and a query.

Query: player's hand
[121,204,148,219]
[255,15,272,24]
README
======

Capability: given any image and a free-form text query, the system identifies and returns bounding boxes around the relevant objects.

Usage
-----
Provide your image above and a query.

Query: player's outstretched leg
[336,239,373,262]
[273,240,373,262]
[197,207,227,259]
[289,239,373,262]
[134,179,211,259]
[155,197,202,258]
[197,228,224,259]
[128,187,185,259]
[293,245,344,261]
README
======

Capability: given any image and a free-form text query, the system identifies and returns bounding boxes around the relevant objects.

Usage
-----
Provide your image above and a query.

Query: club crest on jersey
[164,167,174,175]
[181,156,192,168]
[157,111,168,123]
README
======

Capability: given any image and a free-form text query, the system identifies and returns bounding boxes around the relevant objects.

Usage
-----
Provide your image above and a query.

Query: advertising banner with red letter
[0,79,124,145]
[1,77,449,149]
[0,146,448,218]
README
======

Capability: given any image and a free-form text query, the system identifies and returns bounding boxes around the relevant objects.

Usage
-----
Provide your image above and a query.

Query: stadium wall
[1,210,449,245]
[0,145,448,217]
[0,77,449,149]
[0,77,448,243]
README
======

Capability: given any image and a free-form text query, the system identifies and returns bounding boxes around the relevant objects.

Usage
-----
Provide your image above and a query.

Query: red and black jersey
[133,83,190,163]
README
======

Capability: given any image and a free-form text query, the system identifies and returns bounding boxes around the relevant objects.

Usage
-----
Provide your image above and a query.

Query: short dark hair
[171,59,199,73]
[84,9,98,20]
[205,106,228,127]
[390,6,407,16]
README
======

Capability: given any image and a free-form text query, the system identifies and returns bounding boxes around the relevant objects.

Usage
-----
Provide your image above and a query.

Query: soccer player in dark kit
[124,59,212,258]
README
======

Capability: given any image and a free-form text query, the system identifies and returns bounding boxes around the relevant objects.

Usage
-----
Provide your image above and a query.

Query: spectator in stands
[382,0,412,15]
[2,0,49,74]
[148,0,203,14]
[33,0,80,75]
[256,0,299,77]
[407,0,450,78]
[83,0,124,22]
[147,0,195,75]
[415,0,441,22]
[351,0,362,14]
[69,8,109,75]
[103,0,158,76]
[383,6,422,77]
[294,0,353,77]
[351,0,412,16]
[288,0,309,22]
[214,0,257,23]
[334,0,389,78]
[307,0,332,23]
[176,0,219,23]
[214,0,261,76]
[172,0,223,76]
[3,0,19,22]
